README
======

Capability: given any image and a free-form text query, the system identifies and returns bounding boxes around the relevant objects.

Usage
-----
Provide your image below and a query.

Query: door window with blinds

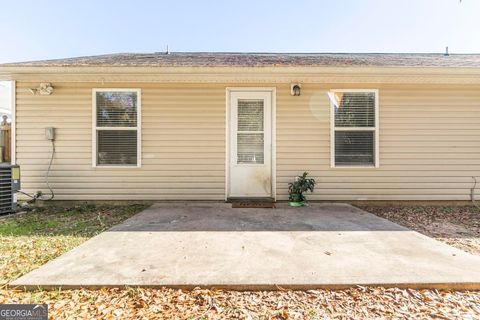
[330,89,379,167]
[236,99,265,164]
[93,89,141,167]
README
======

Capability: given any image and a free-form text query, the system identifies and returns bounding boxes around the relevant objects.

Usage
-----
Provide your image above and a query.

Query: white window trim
[329,89,379,168]
[92,88,142,168]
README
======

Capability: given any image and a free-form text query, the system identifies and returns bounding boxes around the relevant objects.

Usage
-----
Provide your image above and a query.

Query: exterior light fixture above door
[290,83,301,96]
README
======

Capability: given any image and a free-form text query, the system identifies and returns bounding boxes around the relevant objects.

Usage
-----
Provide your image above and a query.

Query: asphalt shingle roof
[2,52,480,68]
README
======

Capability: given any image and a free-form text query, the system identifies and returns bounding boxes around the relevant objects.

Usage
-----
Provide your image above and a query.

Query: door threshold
[227,197,275,202]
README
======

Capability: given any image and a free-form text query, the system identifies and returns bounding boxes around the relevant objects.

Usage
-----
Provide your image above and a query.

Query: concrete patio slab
[11,203,480,290]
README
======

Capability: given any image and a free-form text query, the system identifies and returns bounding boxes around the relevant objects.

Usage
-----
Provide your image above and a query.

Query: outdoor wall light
[291,83,301,96]
[29,83,54,95]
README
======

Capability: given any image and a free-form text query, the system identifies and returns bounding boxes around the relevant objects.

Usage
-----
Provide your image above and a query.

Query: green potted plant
[288,172,316,206]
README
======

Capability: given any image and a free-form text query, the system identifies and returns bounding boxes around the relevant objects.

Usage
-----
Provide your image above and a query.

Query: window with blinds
[93,90,140,167]
[330,90,378,167]
[237,99,265,164]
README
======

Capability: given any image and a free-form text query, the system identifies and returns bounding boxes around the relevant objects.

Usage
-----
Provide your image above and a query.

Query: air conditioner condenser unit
[0,164,20,214]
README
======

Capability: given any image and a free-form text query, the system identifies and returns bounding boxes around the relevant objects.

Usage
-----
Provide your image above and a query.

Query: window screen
[331,91,378,167]
[94,90,140,166]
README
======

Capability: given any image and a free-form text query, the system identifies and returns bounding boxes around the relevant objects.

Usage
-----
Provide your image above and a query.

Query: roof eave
[1,65,480,84]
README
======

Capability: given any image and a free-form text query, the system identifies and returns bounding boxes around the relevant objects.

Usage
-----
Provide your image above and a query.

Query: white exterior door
[228,90,273,198]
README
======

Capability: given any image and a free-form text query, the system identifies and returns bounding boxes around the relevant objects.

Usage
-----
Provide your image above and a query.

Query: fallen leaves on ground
[1,203,480,319]
[0,235,86,286]
[355,204,480,255]
[1,286,479,319]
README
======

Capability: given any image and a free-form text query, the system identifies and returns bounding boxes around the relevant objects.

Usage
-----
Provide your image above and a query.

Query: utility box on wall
[45,127,55,141]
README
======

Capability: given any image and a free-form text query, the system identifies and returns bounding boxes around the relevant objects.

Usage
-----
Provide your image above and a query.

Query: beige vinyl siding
[15,82,226,200]
[15,81,480,200]
[276,84,480,200]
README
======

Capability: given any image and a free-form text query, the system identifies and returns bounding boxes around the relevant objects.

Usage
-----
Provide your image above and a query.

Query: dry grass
[0,203,147,286]
[0,235,85,287]
[1,203,479,319]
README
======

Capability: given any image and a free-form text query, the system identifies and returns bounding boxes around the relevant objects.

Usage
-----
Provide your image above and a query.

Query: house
[0,52,479,201]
